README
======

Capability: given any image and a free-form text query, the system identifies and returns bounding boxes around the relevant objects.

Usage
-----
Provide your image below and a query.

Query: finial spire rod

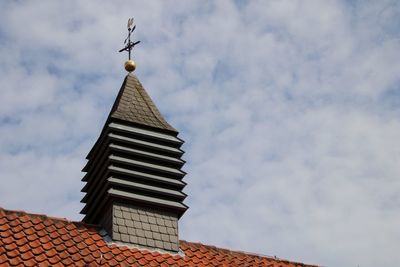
[119,18,140,72]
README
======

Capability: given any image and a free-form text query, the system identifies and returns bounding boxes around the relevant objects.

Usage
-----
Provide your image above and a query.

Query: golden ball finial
[124,60,136,72]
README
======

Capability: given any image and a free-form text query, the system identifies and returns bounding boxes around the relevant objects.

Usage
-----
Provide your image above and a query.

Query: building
[0,65,317,266]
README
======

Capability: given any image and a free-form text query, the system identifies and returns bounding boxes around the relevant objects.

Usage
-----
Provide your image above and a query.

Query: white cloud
[0,1,399,266]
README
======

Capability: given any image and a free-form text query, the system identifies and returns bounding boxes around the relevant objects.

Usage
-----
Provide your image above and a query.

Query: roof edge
[179,240,320,267]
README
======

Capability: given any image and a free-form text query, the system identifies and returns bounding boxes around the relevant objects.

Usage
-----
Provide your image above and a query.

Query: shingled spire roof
[110,74,177,133]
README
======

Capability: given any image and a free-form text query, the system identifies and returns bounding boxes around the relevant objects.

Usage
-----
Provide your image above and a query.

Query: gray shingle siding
[112,202,179,252]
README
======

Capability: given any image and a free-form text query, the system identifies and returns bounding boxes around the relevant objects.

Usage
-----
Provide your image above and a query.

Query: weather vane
[119,18,141,72]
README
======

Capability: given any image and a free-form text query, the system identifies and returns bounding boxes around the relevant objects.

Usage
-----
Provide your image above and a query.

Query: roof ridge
[0,206,98,229]
[179,240,319,266]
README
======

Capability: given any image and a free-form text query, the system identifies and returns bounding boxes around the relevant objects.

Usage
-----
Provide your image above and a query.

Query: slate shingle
[110,74,177,132]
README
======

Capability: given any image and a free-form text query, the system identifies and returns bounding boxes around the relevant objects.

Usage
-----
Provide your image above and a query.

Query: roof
[0,207,317,267]
[109,74,177,133]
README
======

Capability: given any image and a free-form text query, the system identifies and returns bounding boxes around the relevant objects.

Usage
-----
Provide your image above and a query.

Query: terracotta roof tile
[57,227,68,235]
[42,219,53,227]
[26,234,37,243]
[70,252,81,262]
[9,256,22,265]
[52,237,63,246]
[61,233,71,241]
[61,256,74,265]
[79,248,90,257]
[45,248,57,258]
[48,255,61,264]
[55,243,67,252]
[24,259,36,267]
[5,242,17,252]
[0,253,7,264]
[6,248,19,258]
[34,253,46,263]
[69,229,79,237]
[15,237,28,246]
[11,225,22,234]
[21,221,34,229]
[0,207,317,266]
[31,217,42,225]
[138,258,148,265]
[20,251,34,261]
[22,227,35,236]
[5,213,17,221]
[38,235,51,244]
[109,258,120,266]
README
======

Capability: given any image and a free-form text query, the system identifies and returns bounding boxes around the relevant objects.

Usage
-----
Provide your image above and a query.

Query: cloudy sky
[1,1,400,266]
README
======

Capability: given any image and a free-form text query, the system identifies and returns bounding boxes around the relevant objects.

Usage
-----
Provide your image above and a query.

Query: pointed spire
[110,74,177,133]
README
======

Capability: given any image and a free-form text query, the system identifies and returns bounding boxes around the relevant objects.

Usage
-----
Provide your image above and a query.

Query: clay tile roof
[0,207,318,267]
[109,74,177,133]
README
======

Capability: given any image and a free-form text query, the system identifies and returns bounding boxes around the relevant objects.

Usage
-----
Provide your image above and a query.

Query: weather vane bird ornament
[119,18,141,72]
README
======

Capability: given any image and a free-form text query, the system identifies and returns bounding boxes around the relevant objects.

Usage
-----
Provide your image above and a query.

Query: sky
[0,1,400,266]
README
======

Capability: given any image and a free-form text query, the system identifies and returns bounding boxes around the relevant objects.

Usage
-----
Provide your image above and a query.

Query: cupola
[80,74,187,253]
